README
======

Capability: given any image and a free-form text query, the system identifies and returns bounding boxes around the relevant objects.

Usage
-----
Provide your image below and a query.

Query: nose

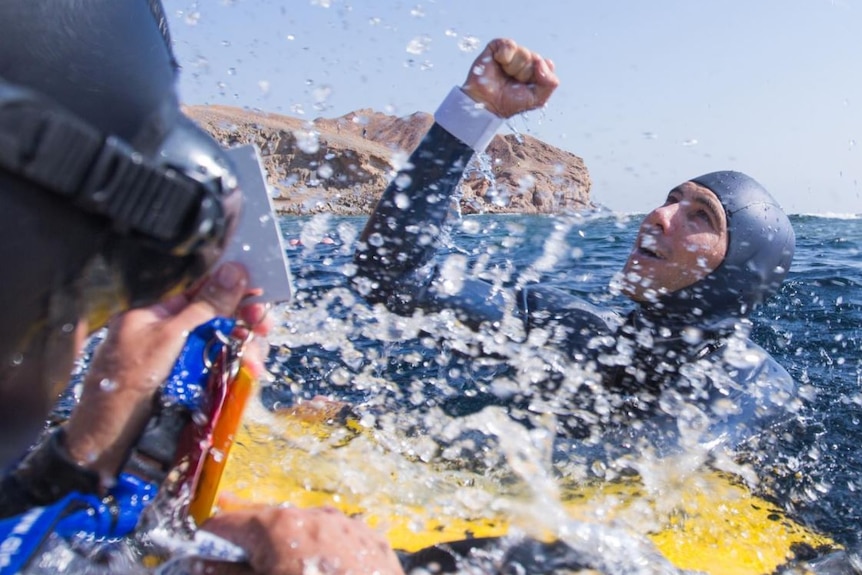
[646,203,677,234]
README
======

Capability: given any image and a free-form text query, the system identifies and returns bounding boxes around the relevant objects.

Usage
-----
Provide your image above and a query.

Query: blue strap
[0,502,68,574]
[52,474,158,539]
[162,317,236,410]
[0,474,156,574]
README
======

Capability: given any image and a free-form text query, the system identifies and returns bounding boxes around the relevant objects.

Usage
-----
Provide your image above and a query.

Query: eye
[693,209,714,228]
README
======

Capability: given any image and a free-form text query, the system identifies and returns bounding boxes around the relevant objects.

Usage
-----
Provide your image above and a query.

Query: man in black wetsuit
[354,38,797,455]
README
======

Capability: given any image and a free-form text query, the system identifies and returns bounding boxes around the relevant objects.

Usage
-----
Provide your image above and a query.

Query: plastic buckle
[77,136,200,241]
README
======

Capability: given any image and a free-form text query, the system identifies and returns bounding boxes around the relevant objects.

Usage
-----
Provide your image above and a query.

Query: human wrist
[434,86,503,152]
[9,427,102,505]
[64,369,158,481]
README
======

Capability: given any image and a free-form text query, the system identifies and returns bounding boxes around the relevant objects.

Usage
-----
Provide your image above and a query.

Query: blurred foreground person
[0,2,402,574]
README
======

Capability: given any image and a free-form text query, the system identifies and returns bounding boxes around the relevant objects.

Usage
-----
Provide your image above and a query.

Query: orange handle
[189,365,256,525]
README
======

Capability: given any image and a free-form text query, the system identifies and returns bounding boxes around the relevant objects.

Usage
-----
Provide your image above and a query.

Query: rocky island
[186,105,592,216]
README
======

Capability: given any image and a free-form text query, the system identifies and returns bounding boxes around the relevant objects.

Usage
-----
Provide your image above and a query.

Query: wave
[791,212,861,220]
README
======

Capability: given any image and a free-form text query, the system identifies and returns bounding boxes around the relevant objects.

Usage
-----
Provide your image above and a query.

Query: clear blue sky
[163,0,862,215]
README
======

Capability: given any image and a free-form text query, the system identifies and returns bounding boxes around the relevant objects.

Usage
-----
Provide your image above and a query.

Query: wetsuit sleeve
[353,87,507,329]
[353,122,473,303]
[703,342,798,447]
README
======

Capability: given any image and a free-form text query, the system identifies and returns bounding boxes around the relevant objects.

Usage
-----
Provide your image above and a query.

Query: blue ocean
[269,211,862,551]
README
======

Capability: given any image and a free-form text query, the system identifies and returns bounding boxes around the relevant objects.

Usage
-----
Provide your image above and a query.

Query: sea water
[269,211,862,553]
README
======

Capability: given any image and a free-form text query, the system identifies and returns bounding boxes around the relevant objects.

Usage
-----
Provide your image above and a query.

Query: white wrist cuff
[434,86,504,152]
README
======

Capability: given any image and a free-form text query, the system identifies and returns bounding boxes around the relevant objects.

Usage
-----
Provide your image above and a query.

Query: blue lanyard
[0,474,157,574]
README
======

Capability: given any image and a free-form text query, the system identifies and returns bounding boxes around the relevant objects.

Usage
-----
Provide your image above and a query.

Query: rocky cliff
[185,105,591,215]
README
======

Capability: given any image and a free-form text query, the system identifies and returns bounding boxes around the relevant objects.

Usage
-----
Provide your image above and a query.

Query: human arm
[0,262,270,512]
[354,39,558,321]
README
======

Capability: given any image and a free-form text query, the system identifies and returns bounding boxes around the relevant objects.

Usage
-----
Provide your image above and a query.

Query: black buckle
[0,82,208,247]
[78,136,201,242]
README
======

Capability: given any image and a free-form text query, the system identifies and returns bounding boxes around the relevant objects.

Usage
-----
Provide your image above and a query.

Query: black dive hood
[646,171,795,328]
[0,1,243,465]
[0,1,242,309]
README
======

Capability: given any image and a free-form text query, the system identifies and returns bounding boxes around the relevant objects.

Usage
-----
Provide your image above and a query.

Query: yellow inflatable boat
[198,400,837,575]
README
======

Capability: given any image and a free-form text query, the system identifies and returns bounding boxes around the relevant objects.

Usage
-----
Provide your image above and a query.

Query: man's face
[621,181,728,302]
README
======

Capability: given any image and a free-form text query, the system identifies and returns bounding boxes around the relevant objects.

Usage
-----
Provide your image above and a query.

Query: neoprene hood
[655,171,795,325]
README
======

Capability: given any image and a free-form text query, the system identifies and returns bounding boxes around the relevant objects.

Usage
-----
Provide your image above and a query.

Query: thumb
[170,262,249,331]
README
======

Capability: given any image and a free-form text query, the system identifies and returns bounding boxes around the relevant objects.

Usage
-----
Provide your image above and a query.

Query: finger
[238,301,272,334]
[530,56,560,107]
[149,291,193,318]
[533,55,559,87]
[488,38,518,67]
[169,262,249,331]
[502,46,535,83]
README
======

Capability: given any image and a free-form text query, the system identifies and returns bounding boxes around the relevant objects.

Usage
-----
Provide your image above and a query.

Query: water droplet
[406,35,431,55]
[368,233,384,247]
[10,353,24,367]
[330,368,351,386]
[410,5,425,17]
[99,378,118,392]
[394,193,411,210]
[682,326,703,345]
[341,262,357,277]
[439,254,468,295]
[312,85,333,109]
[458,35,480,52]
[293,129,320,154]
[259,80,270,95]
[394,173,412,190]
[184,11,201,26]
[681,138,698,147]
[317,164,334,179]
[517,174,536,192]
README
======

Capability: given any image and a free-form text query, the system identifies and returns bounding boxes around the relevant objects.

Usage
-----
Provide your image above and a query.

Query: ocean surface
[268,211,862,550]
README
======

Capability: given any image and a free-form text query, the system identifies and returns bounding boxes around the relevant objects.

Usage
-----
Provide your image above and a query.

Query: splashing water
[44,214,860,572]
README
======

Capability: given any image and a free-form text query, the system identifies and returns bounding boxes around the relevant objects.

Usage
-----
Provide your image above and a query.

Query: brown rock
[184,105,591,215]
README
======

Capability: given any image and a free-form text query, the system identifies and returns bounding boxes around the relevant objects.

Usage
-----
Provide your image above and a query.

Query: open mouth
[634,231,665,260]
[637,245,663,260]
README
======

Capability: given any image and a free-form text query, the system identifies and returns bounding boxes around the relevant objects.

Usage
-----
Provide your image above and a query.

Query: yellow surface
[213,406,837,575]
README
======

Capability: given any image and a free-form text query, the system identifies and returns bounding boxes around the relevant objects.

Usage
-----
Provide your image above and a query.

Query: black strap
[0,81,203,244]
[0,428,100,518]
